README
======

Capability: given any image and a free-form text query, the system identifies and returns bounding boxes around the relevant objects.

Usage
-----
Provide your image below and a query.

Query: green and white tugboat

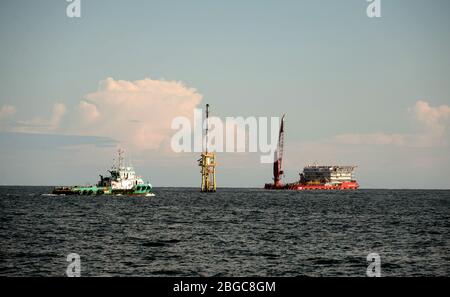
[52,149,155,196]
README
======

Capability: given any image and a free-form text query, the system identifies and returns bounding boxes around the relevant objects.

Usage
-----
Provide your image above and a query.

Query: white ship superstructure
[106,149,146,190]
[301,165,356,185]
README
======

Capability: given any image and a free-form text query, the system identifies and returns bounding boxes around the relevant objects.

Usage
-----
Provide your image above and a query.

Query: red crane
[273,115,285,187]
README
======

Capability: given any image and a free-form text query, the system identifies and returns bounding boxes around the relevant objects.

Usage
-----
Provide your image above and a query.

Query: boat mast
[199,104,216,192]
[117,148,124,169]
[205,104,209,154]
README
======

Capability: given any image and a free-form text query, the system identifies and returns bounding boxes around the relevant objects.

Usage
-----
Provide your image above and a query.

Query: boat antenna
[129,152,133,168]
[205,104,209,154]
[118,148,124,169]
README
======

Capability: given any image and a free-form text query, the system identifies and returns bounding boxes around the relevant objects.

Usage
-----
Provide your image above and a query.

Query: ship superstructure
[301,165,356,185]
[293,165,359,190]
[99,149,149,192]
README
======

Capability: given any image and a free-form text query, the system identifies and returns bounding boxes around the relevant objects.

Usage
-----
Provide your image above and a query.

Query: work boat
[264,115,359,190]
[52,149,155,196]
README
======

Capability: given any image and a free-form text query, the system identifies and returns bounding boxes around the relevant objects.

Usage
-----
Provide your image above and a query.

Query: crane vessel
[264,115,359,190]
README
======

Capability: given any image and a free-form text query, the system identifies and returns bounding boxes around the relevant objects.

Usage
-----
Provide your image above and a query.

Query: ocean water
[0,187,449,277]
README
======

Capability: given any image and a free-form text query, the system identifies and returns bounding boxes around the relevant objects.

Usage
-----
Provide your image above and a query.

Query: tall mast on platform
[199,104,216,192]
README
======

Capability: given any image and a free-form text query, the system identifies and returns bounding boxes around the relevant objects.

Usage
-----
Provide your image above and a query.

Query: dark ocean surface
[0,187,449,277]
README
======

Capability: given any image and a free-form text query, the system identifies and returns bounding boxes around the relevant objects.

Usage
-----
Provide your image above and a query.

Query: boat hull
[264,181,359,190]
[52,184,154,196]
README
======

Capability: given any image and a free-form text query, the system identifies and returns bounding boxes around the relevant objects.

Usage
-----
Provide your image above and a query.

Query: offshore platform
[198,104,217,192]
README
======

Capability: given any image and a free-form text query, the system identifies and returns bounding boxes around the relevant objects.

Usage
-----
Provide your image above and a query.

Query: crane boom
[273,115,285,186]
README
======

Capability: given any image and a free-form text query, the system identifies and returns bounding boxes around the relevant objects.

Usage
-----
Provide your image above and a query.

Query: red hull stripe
[265,182,359,190]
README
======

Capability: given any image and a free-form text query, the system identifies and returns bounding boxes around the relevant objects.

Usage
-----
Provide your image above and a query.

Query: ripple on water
[0,187,449,276]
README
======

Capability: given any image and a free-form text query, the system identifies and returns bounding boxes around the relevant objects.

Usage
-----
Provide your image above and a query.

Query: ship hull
[264,181,359,190]
[52,184,154,196]
[51,149,154,197]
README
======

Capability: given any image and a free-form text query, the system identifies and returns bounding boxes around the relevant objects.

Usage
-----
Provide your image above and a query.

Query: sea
[0,187,449,277]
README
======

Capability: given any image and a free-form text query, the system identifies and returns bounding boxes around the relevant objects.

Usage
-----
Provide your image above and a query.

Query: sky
[0,0,449,188]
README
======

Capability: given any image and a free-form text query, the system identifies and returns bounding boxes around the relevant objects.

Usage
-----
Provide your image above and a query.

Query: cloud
[12,103,67,133]
[0,132,117,151]
[78,100,100,124]
[1,103,66,133]
[72,77,202,150]
[410,100,450,134]
[0,105,16,120]
[331,133,409,146]
[330,100,450,148]
[1,77,202,152]
[50,103,67,127]
[0,104,16,131]
[0,105,16,131]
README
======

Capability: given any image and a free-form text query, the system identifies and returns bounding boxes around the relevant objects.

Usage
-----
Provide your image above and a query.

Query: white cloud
[78,100,100,124]
[0,104,16,120]
[410,100,450,134]
[331,133,408,146]
[0,105,16,131]
[12,103,66,133]
[49,103,67,127]
[1,77,202,152]
[330,100,450,148]
[72,77,203,150]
